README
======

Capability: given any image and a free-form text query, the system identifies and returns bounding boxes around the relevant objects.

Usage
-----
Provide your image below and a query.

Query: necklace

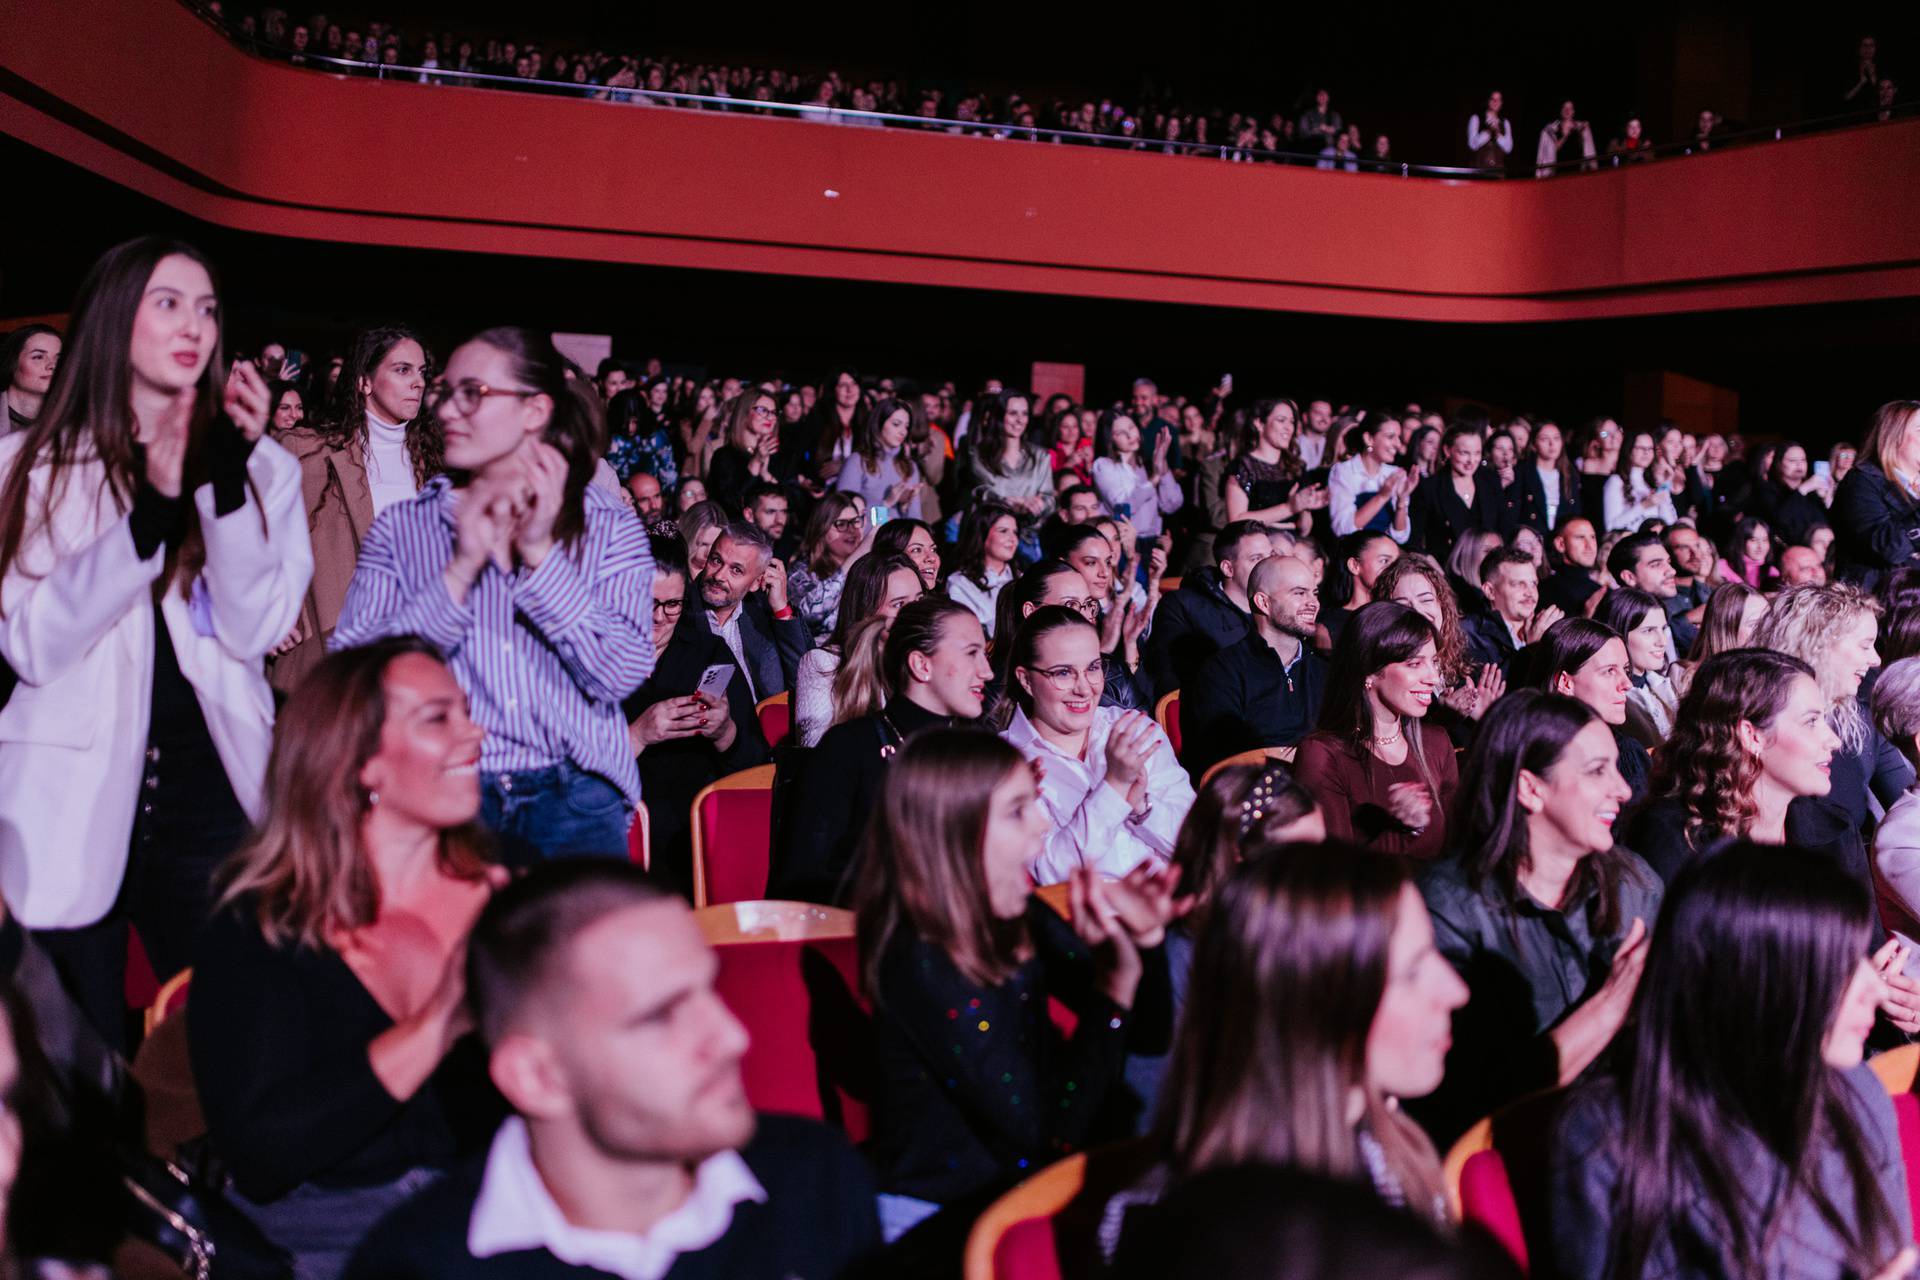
[1372,727,1403,746]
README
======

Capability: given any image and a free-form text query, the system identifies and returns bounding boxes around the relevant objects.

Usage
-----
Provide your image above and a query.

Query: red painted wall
[4,0,1917,322]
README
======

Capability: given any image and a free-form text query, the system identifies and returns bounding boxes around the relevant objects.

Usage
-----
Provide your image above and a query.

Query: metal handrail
[185,2,1917,180]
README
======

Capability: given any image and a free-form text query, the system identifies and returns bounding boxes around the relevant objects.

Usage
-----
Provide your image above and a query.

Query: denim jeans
[480,762,630,859]
[231,1167,441,1280]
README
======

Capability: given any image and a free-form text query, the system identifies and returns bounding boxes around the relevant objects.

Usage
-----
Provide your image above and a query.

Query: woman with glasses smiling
[999,606,1194,884]
[702,389,780,515]
[333,326,655,860]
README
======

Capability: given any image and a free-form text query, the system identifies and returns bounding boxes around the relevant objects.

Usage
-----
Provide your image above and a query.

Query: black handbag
[122,1150,293,1280]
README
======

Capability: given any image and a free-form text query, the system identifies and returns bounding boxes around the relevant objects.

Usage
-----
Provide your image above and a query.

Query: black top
[1180,632,1327,771]
[1141,569,1253,702]
[704,445,758,516]
[1752,478,1826,550]
[190,872,529,1203]
[1462,613,1523,676]
[1409,472,1504,559]
[342,1115,882,1280]
[1817,707,1915,837]
[1542,567,1603,618]
[775,697,975,905]
[621,610,770,899]
[1832,461,1920,593]
[1227,454,1300,516]
[1613,727,1652,809]
[1415,850,1664,1147]
[869,900,1171,1206]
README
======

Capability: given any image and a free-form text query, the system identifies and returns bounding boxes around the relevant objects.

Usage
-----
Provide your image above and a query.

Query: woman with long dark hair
[1416,692,1658,1144]
[1318,529,1400,652]
[836,396,926,521]
[0,323,60,433]
[1601,430,1678,533]
[0,236,309,1043]
[791,550,922,748]
[1376,552,1504,738]
[1104,843,1465,1259]
[793,365,863,486]
[1595,587,1679,748]
[1544,845,1912,1280]
[1296,602,1457,858]
[333,326,653,860]
[1513,418,1575,534]
[1517,617,1654,803]
[855,727,1178,1248]
[963,389,1055,560]
[945,501,1021,634]
[785,491,867,645]
[1716,514,1778,590]
[1754,440,1833,548]
[1679,581,1767,689]
[1093,409,1184,550]
[275,324,438,689]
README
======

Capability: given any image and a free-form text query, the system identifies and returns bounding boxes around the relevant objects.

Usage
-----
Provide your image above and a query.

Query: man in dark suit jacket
[1143,519,1271,701]
[345,861,881,1280]
[694,522,811,701]
[624,540,769,899]
[1462,547,1542,677]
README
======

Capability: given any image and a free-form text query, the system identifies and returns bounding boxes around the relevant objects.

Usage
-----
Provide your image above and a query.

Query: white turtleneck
[365,409,418,514]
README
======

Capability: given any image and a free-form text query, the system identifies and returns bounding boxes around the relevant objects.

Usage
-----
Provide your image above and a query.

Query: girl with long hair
[1296,602,1456,858]
[963,389,1055,558]
[1106,843,1466,1259]
[1755,582,1912,832]
[791,550,922,747]
[1092,409,1184,549]
[1416,692,1658,1144]
[275,323,439,689]
[796,365,863,486]
[1601,430,1677,533]
[192,639,514,1276]
[836,396,926,521]
[698,389,779,514]
[945,501,1021,635]
[1681,581,1767,678]
[855,727,1180,1245]
[1544,845,1913,1280]
[1047,404,1094,486]
[1757,439,1833,544]
[784,491,867,645]
[871,515,941,591]
[1596,587,1680,748]
[0,323,60,433]
[1000,606,1195,882]
[1376,550,1504,736]
[1318,529,1401,652]
[1516,418,1575,533]
[332,326,653,860]
[1716,515,1778,590]
[987,558,1145,712]
[1518,616,1653,803]
[0,236,309,1043]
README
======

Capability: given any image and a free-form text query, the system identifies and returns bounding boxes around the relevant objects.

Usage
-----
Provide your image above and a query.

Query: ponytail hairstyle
[830,614,892,727]
[991,603,1099,730]
[990,559,1093,681]
[881,595,978,701]
[460,327,603,552]
[327,323,442,485]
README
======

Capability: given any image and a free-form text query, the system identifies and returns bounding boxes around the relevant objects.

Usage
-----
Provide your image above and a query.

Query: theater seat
[1154,691,1181,757]
[1871,1043,1920,1094]
[964,1153,1088,1280]
[690,763,776,907]
[145,967,191,1037]
[1459,1149,1528,1272]
[627,802,650,869]
[1198,746,1297,785]
[756,692,791,750]
[700,905,871,1141]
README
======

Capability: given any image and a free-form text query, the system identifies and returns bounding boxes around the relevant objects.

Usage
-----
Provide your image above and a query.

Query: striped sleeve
[511,498,655,705]
[330,504,474,655]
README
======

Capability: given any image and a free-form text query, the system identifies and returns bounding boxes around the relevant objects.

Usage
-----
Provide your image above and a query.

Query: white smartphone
[695,663,734,704]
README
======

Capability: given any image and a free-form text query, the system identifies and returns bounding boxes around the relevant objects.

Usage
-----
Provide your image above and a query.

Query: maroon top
[1294,721,1459,860]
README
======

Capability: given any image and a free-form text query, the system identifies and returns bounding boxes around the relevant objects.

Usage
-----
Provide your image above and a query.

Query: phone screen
[1814,461,1832,479]
[867,504,892,528]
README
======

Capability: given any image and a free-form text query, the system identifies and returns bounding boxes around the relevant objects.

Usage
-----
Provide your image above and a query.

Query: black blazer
[1833,461,1920,593]
[696,582,812,701]
[1410,472,1505,558]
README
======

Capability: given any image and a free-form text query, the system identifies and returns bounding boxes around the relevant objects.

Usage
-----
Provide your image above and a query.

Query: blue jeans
[480,762,630,860]
[232,1168,440,1280]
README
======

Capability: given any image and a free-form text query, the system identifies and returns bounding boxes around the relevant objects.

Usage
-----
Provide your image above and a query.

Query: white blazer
[0,435,312,928]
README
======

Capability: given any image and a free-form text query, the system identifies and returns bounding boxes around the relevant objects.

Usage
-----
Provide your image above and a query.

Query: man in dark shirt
[1541,516,1604,617]
[1662,522,1715,646]
[1183,554,1327,773]
[1143,519,1272,701]
[1608,531,1691,656]
[345,861,880,1280]
[1462,549,1544,678]
[696,523,810,700]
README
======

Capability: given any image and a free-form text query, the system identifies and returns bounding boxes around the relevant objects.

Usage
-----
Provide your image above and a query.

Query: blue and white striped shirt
[332,476,655,804]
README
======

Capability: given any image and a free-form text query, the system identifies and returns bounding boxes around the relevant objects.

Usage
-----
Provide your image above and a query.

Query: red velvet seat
[992,1216,1062,1280]
[756,693,791,750]
[690,764,776,907]
[1459,1149,1529,1272]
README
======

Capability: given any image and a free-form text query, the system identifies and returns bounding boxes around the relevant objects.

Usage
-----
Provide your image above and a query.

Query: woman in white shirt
[945,502,1020,636]
[999,607,1193,883]
[1091,411,1183,547]
[1601,431,1679,533]
[1327,414,1413,546]
[792,551,923,747]
[0,236,310,1043]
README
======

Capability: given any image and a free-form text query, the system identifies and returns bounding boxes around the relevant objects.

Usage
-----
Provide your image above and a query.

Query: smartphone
[1220,373,1234,394]
[1113,502,1133,520]
[867,504,892,528]
[694,663,733,704]
[1814,461,1832,480]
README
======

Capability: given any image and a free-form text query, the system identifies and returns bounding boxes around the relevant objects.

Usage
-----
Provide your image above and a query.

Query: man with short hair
[1296,400,1335,471]
[1662,523,1715,644]
[1780,544,1828,587]
[1608,530,1692,652]
[742,483,794,559]
[1464,548,1551,675]
[626,471,665,524]
[1058,485,1105,525]
[1542,516,1604,617]
[345,861,880,1280]
[696,524,807,701]
[1123,377,1182,469]
[1143,519,1272,700]
[1183,554,1328,771]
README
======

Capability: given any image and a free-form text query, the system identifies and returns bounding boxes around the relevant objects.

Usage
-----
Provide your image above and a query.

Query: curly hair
[1751,582,1881,754]
[1651,648,1816,848]
[1371,553,1470,687]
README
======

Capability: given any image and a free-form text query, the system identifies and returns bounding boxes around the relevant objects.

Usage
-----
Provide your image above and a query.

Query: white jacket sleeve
[196,438,313,662]
[1328,463,1361,536]
[0,500,163,687]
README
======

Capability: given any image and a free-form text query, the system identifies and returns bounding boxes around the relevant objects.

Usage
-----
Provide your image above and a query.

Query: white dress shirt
[1003,704,1194,884]
[469,1118,767,1280]
[1296,430,1328,472]
[1327,456,1411,545]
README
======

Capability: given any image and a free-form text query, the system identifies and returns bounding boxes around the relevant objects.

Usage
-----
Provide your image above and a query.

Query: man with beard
[1181,553,1328,772]
[695,523,808,701]
[1542,515,1605,617]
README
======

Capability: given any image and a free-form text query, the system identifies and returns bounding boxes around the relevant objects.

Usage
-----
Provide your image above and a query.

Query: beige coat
[271,427,376,691]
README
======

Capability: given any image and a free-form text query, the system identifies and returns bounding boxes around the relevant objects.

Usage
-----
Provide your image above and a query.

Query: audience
[0,324,60,435]
[1143,518,1270,699]
[1182,553,1327,770]
[1462,547,1553,677]
[943,501,1021,635]
[791,550,924,749]
[1594,587,1679,747]
[690,522,805,704]
[785,491,866,643]
[1833,400,1920,591]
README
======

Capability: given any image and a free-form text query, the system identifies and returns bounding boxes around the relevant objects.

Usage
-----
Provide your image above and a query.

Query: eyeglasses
[427,379,539,418]
[1022,661,1107,692]
[830,517,863,533]
[652,598,685,617]
[1051,596,1099,621]
[750,404,777,420]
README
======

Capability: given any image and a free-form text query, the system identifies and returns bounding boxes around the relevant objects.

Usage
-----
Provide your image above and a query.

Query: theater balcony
[4,0,1918,324]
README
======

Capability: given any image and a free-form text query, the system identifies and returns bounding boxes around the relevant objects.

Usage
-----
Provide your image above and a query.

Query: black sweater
[342,1115,881,1280]
[868,901,1171,1206]
[1141,569,1254,702]
[1833,461,1920,593]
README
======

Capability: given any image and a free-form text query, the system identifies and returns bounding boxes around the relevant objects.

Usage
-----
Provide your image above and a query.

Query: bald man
[1180,554,1329,773]
[1780,544,1828,587]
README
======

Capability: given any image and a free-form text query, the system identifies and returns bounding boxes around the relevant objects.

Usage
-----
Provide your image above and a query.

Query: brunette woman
[856,727,1178,1248]
[702,389,780,514]
[1754,439,1831,548]
[1716,515,1778,590]
[785,491,867,644]
[1544,845,1913,1280]
[1093,410,1183,550]
[870,515,941,591]
[1410,426,1504,558]
[792,551,922,748]
[1417,692,1658,1144]
[963,389,1055,559]
[1519,617,1654,804]
[1047,404,1094,486]
[1318,529,1400,652]
[276,325,438,689]
[0,324,59,433]
[1105,843,1467,1259]
[1679,581,1767,691]
[332,327,654,860]
[1513,418,1574,534]
[1296,602,1458,858]
[779,597,993,904]
[945,501,1021,635]
[1376,553,1505,743]
[1222,398,1325,537]
[792,365,862,486]
[192,640,520,1278]
[1596,587,1679,748]
[0,237,310,1042]
[1000,607,1195,882]
[989,558,1147,711]
[836,396,926,521]
[1601,430,1677,533]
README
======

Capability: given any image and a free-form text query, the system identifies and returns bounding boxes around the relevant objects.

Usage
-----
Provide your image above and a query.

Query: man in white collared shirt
[344,862,879,1280]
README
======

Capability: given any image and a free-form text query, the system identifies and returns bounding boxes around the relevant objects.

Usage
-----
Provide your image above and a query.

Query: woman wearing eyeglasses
[701,390,780,516]
[786,492,873,645]
[332,326,655,860]
[999,606,1195,884]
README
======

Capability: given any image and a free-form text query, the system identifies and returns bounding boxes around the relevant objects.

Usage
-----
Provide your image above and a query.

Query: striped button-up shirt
[332,476,654,803]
